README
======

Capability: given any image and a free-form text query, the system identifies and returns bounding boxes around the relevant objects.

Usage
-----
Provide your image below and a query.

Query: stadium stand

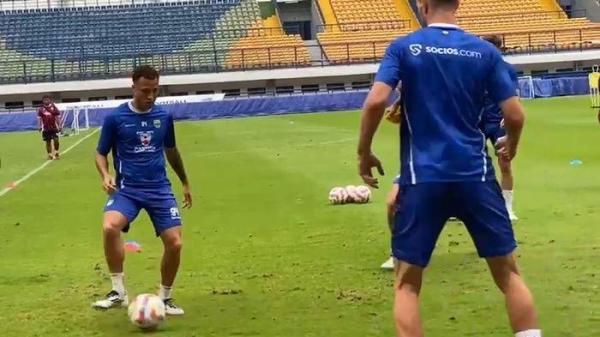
[0,0,599,84]
[456,0,600,52]
[0,0,309,82]
[225,1,309,69]
[316,0,419,63]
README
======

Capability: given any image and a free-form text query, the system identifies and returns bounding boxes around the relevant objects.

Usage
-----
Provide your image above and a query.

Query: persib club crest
[139,131,152,146]
[153,119,161,129]
[134,131,156,153]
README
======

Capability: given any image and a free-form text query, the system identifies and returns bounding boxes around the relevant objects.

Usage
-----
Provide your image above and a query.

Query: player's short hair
[483,35,503,50]
[132,65,159,82]
[429,0,459,9]
[42,94,52,100]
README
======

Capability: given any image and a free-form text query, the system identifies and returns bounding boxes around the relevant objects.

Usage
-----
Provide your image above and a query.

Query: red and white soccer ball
[345,185,359,202]
[329,187,349,205]
[128,294,166,330]
[354,185,372,204]
[329,185,371,204]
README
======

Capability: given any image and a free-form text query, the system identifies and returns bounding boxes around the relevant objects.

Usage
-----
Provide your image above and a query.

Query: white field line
[0,128,100,197]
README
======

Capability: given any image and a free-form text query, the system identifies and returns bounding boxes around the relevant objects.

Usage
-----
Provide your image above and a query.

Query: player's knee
[487,255,520,293]
[102,221,121,236]
[395,263,423,293]
[165,236,182,252]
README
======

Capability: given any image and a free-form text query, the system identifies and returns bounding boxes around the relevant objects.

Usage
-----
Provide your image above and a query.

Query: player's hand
[102,175,117,194]
[495,136,516,161]
[358,152,385,189]
[385,106,401,124]
[182,184,192,209]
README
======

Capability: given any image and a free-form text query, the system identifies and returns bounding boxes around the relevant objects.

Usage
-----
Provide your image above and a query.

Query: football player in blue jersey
[482,34,519,221]
[357,1,540,336]
[92,66,191,316]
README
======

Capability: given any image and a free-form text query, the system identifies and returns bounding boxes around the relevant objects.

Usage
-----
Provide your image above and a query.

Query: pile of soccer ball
[328,185,372,205]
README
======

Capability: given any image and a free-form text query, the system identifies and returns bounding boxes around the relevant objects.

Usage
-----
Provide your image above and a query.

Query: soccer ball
[128,294,166,330]
[345,185,359,202]
[354,185,372,203]
[329,187,348,204]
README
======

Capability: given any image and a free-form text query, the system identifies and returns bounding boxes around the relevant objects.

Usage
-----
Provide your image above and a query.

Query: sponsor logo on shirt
[409,44,422,56]
[134,131,157,153]
[409,44,482,59]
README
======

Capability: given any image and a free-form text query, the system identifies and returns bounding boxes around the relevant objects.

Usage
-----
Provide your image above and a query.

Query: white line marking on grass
[0,128,100,197]
[194,137,356,158]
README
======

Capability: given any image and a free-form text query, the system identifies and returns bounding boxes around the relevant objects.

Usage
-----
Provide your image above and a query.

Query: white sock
[502,190,514,211]
[515,329,542,337]
[159,284,172,300]
[110,273,125,295]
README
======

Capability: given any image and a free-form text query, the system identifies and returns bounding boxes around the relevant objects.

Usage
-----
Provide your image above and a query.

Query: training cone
[124,240,142,253]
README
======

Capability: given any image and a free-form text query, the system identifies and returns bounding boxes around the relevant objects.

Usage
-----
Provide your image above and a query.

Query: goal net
[59,106,90,136]
[589,65,600,108]
[517,75,535,99]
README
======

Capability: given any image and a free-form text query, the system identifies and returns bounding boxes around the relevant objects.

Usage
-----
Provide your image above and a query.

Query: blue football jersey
[97,102,176,189]
[481,63,519,128]
[375,24,517,185]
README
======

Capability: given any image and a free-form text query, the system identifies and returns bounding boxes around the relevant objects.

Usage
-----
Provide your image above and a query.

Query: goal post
[60,106,89,136]
[517,75,535,99]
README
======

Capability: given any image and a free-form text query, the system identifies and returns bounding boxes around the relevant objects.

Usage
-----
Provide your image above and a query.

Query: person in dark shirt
[37,95,61,160]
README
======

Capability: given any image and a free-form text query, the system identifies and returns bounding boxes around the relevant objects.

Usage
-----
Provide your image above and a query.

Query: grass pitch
[0,96,598,336]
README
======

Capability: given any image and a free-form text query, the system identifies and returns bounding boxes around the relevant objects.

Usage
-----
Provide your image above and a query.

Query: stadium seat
[0,0,310,82]
[317,0,418,63]
[456,0,600,51]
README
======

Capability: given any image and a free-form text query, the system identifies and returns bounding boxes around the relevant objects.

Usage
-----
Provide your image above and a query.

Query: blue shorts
[484,122,506,145]
[392,181,516,267]
[104,187,182,236]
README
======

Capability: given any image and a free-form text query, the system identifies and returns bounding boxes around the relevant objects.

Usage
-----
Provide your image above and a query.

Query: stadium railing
[317,19,412,32]
[457,9,588,23]
[0,0,238,11]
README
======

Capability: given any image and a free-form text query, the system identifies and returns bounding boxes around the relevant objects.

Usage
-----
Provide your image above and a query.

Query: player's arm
[96,115,117,194]
[164,115,192,208]
[486,57,525,161]
[385,92,403,125]
[54,106,62,131]
[37,109,42,132]
[498,97,525,160]
[358,82,393,188]
[358,42,404,188]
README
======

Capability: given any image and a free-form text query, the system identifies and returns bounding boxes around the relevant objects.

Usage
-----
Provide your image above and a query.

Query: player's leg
[394,261,424,337]
[146,192,184,315]
[93,193,140,310]
[42,132,53,159]
[392,183,450,337]
[498,157,517,221]
[487,255,539,335]
[381,182,400,270]
[457,181,540,336]
[159,227,184,315]
[53,134,60,159]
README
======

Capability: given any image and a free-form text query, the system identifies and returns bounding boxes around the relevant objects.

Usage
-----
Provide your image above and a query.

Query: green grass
[0,96,599,337]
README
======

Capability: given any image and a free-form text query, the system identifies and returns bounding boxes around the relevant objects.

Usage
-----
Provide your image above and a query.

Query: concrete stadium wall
[1,50,599,108]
